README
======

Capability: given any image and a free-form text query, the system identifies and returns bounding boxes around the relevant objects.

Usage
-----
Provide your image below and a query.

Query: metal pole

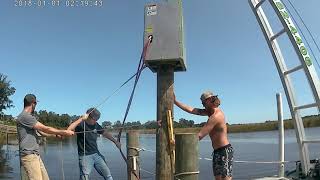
[175,133,199,180]
[127,131,140,180]
[277,93,285,177]
[156,65,174,180]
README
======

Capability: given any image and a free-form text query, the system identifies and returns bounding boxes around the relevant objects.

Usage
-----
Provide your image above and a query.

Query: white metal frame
[249,0,320,176]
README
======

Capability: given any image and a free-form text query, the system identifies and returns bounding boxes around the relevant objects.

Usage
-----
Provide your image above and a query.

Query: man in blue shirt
[68,108,121,180]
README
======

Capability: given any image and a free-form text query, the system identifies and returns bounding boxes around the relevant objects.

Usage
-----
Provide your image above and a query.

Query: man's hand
[63,130,75,136]
[157,119,162,127]
[81,114,89,121]
[56,134,64,139]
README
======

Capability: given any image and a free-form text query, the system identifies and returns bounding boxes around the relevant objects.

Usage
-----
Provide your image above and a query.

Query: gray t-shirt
[16,111,39,156]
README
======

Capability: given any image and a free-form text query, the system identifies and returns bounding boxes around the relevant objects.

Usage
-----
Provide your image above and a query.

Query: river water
[1,127,320,179]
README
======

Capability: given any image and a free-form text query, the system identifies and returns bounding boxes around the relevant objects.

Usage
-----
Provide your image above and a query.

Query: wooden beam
[156,65,174,180]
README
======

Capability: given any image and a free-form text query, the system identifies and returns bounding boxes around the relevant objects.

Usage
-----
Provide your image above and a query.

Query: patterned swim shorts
[212,144,234,178]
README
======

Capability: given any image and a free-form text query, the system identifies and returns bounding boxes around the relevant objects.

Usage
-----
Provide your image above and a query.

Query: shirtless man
[174,91,233,180]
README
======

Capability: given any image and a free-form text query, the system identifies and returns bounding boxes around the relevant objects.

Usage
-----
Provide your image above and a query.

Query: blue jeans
[79,153,113,180]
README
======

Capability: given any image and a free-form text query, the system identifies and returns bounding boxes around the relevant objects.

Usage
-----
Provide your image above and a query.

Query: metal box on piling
[143,2,186,72]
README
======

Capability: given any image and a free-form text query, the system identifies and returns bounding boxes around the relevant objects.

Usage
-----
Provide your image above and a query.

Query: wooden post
[127,131,140,180]
[175,133,199,180]
[156,65,174,180]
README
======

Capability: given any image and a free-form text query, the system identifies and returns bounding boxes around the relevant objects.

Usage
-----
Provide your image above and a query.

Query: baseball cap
[86,108,101,120]
[200,91,216,102]
[24,94,38,104]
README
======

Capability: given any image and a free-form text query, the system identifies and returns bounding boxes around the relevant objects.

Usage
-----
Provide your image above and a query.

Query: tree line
[1,72,319,133]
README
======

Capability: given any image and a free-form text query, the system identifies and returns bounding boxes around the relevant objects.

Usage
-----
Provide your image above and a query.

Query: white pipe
[277,93,285,177]
[133,156,137,171]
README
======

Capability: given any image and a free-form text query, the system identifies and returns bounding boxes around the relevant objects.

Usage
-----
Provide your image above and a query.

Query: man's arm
[67,115,87,131]
[37,130,56,138]
[102,131,121,149]
[174,95,207,116]
[198,116,217,140]
[33,122,74,136]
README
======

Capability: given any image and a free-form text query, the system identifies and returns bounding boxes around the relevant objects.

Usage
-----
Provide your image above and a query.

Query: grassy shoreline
[114,114,320,134]
[1,114,319,135]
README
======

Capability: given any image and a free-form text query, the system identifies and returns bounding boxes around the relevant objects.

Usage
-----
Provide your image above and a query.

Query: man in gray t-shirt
[17,94,74,180]
[17,110,40,156]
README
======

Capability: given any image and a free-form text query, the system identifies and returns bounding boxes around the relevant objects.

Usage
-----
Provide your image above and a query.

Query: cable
[83,120,86,172]
[117,36,152,142]
[116,35,153,180]
[59,140,65,180]
[140,168,156,176]
[284,0,320,69]
[198,157,295,164]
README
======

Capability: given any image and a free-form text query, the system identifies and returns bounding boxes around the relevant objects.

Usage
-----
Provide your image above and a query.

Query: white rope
[234,160,291,164]
[83,121,86,167]
[137,148,289,164]
[60,141,65,180]
[140,168,156,176]
[174,171,200,180]
[139,147,156,153]
[199,157,293,164]
[127,146,144,152]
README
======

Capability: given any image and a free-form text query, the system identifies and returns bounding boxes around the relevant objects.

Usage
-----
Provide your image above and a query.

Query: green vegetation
[0,73,15,116]
[227,114,320,133]
[0,106,319,134]
[106,114,320,134]
[0,73,319,133]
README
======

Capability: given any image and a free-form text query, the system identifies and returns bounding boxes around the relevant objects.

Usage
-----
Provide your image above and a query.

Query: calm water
[1,127,320,180]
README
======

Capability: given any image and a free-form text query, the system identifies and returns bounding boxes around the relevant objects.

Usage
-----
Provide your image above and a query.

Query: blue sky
[1,0,319,125]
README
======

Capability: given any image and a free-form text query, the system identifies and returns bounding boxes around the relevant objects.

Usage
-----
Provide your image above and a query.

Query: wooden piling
[156,65,174,180]
[127,131,140,180]
[175,133,199,180]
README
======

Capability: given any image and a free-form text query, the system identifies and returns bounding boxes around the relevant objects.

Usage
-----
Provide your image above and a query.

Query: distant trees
[113,120,122,128]
[0,73,16,116]
[227,115,320,133]
[26,113,320,132]
[102,121,112,128]
[177,118,195,128]
[35,110,75,128]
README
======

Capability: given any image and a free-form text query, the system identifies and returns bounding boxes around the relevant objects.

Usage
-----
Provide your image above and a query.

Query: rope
[234,160,291,164]
[117,36,152,144]
[76,35,152,180]
[72,65,147,135]
[140,148,156,153]
[127,146,145,152]
[86,65,148,116]
[283,0,320,69]
[140,168,156,176]
[115,35,153,180]
[59,140,65,180]
[175,171,200,177]
[174,171,200,180]
[83,121,86,169]
[199,157,294,164]
[74,113,149,134]
[117,36,153,142]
